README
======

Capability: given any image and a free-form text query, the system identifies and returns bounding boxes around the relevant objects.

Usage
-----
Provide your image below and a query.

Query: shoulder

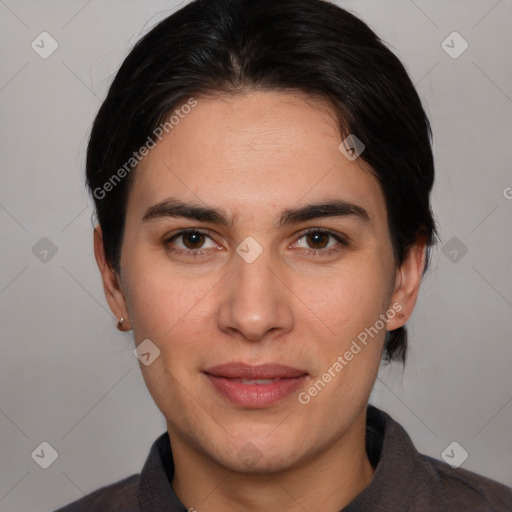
[54,474,140,512]
[419,453,512,511]
[365,405,512,511]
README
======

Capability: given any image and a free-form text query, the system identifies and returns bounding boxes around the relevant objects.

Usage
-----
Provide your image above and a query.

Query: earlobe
[93,226,131,331]
[386,235,427,331]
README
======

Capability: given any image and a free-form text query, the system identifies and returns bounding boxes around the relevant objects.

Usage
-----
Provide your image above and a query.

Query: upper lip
[204,362,308,379]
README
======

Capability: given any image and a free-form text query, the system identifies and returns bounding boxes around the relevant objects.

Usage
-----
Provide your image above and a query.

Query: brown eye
[294,228,348,256]
[181,231,206,249]
[165,230,217,254]
[305,231,330,249]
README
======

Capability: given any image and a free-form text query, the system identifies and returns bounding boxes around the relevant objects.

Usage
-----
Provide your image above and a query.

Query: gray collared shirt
[54,405,512,511]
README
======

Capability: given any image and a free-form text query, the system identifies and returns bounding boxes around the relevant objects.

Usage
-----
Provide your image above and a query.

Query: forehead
[127,91,385,224]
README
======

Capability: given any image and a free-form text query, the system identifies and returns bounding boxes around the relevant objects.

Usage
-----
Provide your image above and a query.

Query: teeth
[235,378,280,385]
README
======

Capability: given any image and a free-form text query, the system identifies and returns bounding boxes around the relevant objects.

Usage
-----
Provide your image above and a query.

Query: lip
[204,362,308,408]
[205,362,307,379]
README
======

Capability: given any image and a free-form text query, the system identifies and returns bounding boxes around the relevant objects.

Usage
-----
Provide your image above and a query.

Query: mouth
[203,362,308,408]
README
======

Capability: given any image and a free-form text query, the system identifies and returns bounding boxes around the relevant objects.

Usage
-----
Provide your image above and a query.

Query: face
[96,90,424,473]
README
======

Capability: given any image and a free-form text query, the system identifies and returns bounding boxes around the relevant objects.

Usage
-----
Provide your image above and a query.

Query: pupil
[184,232,204,249]
[307,232,327,249]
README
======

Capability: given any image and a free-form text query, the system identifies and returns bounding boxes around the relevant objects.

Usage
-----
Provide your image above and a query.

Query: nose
[216,245,294,342]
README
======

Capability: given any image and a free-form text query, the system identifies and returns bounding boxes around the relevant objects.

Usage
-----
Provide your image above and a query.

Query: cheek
[305,258,393,340]
[122,252,215,341]
[302,277,389,418]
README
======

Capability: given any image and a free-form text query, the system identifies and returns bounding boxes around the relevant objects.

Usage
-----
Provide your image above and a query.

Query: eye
[293,228,348,256]
[164,229,218,255]
[164,227,348,259]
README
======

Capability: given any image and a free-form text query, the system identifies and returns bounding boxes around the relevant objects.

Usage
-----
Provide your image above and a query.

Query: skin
[94,90,426,512]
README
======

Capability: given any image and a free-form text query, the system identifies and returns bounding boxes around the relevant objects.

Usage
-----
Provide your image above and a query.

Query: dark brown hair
[86,0,438,364]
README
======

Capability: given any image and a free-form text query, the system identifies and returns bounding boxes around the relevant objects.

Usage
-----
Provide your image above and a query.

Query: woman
[56,0,512,510]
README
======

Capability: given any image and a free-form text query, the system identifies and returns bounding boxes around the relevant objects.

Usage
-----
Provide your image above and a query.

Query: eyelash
[163,228,348,258]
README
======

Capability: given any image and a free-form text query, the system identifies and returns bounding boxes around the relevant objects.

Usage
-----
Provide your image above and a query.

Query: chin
[225,449,303,475]
[211,433,307,475]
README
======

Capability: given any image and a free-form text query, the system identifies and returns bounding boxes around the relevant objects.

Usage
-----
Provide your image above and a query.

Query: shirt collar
[137,404,430,511]
[138,430,186,511]
[342,405,439,511]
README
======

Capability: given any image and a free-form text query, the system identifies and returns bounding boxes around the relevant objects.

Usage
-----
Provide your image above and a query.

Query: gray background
[0,1,511,510]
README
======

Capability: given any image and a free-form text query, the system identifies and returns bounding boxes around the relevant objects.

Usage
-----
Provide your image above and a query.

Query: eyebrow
[142,197,371,226]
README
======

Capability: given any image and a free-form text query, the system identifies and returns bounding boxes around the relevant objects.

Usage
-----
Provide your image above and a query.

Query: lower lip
[205,374,307,408]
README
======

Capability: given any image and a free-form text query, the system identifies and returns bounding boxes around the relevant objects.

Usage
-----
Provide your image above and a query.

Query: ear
[386,234,427,331]
[94,226,131,330]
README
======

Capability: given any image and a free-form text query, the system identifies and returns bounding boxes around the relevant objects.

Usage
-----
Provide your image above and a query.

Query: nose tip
[237,316,280,342]
[216,253,294,343]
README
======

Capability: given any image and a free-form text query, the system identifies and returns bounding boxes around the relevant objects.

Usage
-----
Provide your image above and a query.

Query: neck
[170,410,375,512]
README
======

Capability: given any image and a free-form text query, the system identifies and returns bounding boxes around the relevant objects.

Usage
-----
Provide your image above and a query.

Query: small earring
[117,317,125,331]
[399,313,405,319]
